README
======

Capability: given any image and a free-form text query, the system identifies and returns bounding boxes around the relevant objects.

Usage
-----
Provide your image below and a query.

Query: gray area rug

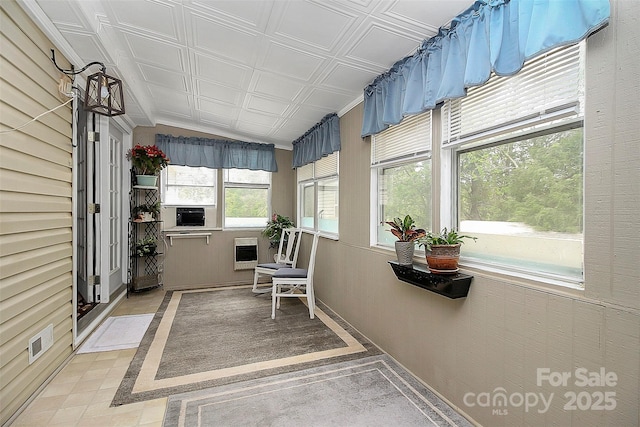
[112,286,381,406]
[163,354,473,427]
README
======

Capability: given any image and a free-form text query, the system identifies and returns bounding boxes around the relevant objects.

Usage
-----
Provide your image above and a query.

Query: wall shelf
[165,232,212,246]
[388,261,473,299]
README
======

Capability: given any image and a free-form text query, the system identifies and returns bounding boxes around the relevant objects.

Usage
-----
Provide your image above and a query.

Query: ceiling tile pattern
[34,0,470,148]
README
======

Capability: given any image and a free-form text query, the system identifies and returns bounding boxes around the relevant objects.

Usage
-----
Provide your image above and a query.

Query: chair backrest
[275,228,302,267]
[305,232,320,283]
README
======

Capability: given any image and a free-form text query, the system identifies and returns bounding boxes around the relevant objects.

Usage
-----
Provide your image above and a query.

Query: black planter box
[388,261,473,299]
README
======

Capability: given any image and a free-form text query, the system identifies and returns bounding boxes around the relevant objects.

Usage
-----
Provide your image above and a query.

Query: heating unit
[234,237,258,270]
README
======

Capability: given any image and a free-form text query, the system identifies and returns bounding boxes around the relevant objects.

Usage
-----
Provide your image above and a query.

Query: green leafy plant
[262,213,295,245]
[385,215,426,242]
[127,144,169,175]
[147,201,161,215]
[133,202,160,216]
[418,227,477,251]
[135,237,157,257]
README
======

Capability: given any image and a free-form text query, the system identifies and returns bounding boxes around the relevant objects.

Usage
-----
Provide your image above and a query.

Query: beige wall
[314,1,639,426]
[0,1,74,424]
[132,125,295,289]
[163,230,270,289]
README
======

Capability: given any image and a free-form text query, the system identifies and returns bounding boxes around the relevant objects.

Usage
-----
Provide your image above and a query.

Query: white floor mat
[77,314,154,354]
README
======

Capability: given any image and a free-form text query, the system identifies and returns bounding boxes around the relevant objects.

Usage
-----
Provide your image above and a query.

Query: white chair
[252,228,302,294]
[271,232,319,319]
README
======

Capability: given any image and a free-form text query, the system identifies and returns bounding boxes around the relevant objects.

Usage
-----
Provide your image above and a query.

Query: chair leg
[276,285,281,309]
[252,269,260,293]
[271,281,315,320]
[307,283,315,319]
[271,283,277,319]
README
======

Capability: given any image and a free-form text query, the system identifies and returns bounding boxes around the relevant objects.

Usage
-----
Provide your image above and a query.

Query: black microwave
[176,207,205,226]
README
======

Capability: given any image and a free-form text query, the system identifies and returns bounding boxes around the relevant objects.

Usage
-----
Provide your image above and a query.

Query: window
[224,169,270,228]
[163,165,216,206]
[371,112,432,247]
[442,43,585,284]
[297,152,339,236]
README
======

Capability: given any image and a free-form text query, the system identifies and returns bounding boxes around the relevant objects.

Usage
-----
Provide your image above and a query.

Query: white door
[81,115,126,305]
[76,106,105,304]
[76,100,91,303]
[90,113,105,302]
[73,106,131,344]
[107,125,124,297]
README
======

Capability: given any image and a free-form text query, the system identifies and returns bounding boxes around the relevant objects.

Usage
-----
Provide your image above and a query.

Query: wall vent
[234,237,258,270]
[29,324,53,365]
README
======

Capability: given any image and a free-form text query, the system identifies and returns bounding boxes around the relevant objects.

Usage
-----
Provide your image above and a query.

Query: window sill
[318,232,339,241]
[388,261,473,299]
[299,227,339,241]
[163,226,222,232]
[459,260,585,295]
[223,226,264,230]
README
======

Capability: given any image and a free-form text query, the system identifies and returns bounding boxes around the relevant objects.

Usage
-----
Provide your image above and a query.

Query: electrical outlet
[88,132,100,142]
[58,77,73,98]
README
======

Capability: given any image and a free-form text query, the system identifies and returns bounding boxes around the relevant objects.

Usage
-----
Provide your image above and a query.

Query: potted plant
[147,201,161,218]
[385,215,426,265]
[135,236,157,257]
[418,227,477,274]
[132,202,160,222]
[127,144,170,186]
[262,213,295,248]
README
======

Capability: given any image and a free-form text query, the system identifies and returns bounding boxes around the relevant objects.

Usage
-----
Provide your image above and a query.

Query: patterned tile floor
[12,289,168,427]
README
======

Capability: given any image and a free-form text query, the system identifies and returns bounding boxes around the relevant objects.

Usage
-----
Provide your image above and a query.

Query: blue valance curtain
[155,134,277,172]
[361,0,610,137]
[292,113,341,168]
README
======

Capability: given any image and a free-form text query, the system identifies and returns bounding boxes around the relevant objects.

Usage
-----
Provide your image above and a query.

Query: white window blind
[164,165,217,206]
[225,169,270,185]
[314,152,338,178]
[372,111,432,165]
[297,163,313,182]
[297,152,338,181]
[442,43,584,147]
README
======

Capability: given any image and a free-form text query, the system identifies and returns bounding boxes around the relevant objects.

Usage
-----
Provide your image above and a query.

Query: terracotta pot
[426,243,461,274]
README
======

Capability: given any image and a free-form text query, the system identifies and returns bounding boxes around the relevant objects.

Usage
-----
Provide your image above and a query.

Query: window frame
[222,169,272,229]
[296,152,339,239]
[439,43,586,288]
[370,111,433,249]
[371,155,432,250]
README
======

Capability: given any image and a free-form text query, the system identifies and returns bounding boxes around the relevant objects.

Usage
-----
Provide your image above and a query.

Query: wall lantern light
[51,50,125,117]
[84,69,125,116]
